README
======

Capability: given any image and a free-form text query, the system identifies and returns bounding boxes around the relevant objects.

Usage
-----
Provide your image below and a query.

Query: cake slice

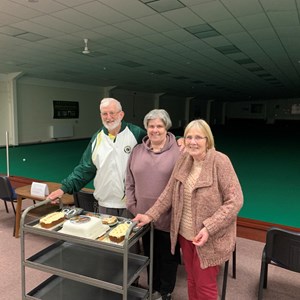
[109,222,131,243]
[40,211,65,228]
[102,215,117,225]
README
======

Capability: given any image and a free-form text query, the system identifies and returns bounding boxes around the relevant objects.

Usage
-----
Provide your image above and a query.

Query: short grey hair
[143,109,172,130]
[100,98,122,111]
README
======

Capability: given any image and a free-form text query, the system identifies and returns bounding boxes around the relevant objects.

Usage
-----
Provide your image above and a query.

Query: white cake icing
[60,216,109,239]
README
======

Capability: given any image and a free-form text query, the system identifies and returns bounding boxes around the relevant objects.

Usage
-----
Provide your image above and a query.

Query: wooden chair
[258,227,300,299]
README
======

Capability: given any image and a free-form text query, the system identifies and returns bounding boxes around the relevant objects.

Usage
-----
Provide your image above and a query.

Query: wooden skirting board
[237,217,300,243]
[5,174,300,243]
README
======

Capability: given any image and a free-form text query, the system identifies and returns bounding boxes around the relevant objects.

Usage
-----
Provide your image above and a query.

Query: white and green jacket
[61,121,146,209]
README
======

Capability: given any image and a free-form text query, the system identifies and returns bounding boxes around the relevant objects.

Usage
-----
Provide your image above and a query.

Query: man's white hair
[100,98,122,111]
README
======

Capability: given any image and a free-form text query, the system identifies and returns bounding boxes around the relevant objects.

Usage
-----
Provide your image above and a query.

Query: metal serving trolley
[21,199,153,300]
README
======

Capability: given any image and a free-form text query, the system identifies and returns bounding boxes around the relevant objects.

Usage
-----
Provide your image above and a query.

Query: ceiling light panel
[117,61,144,68]
[144,0,185,13]
[215,45,241,54]
[14,32,47,41]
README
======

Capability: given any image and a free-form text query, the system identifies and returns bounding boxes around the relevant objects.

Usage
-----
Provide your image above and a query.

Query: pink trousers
[178,235,219,300]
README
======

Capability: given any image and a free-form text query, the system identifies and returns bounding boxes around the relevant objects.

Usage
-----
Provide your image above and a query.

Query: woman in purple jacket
[126,109,181,300]
[133,119,243,300]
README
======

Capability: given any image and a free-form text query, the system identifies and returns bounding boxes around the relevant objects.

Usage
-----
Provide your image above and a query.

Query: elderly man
[48,97,146,217]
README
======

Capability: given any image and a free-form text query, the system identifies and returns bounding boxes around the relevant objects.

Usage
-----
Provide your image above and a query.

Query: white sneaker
[151,291,162,300]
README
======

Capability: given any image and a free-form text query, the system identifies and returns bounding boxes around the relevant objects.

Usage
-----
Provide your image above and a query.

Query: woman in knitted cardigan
[133,119,243,300]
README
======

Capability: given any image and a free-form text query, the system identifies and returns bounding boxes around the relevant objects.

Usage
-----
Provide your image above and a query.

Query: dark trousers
[142,229,180,296]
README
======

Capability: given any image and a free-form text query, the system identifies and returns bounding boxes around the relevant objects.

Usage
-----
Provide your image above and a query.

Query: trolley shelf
[28,276,148,300]
[26,241,149,287]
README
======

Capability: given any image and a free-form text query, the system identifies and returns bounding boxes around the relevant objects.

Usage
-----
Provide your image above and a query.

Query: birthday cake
[59,215,109,239]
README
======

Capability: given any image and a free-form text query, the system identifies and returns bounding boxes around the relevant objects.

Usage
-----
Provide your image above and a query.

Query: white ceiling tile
[98,0,155,18]
[0,0,43,18]
[0,34,28,48]
[52,9,106,29]
[191,1,232,22]
[113,20,156,35]
[249,28,278,42]
[11,20,63,38]
[11,0,67,13]
[75,1,129,23]
[163,7,205,27]
[238,13,271,31]
[201,35,229,47]
[30,15,84,33]
[260,0,296,12]
[124,37,155,49]
[163,43,191,54]
[180,0,217,7]
[0,26,26,36]
[222,0,263,17]
[267,11,299,27]
[64,30,107,42]
[184,39,211,51]
[258,40,287,56]
[36,38,77,50]
[0,12,22,26]
[226,32,256,45]
[276,26,300,38]
[92,25,134,40]
[143,34,175,46]
[163,29,198,42]
[55,0,96,7]
[138,14,178,32]
[211,19,245,35]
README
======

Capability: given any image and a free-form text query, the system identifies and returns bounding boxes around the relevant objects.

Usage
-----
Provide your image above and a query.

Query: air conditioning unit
[50,125,73,138]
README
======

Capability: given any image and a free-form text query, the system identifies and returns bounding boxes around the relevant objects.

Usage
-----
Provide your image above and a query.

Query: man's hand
[192,227,209,247]
[48,188,64,204]
[132,213,153,227]
[176,137,185,152]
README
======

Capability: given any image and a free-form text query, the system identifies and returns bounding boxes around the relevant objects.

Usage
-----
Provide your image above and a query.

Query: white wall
[0,80,10,144]
[15,78,104,144]
[0,78,189,147]
[2,74,300,147]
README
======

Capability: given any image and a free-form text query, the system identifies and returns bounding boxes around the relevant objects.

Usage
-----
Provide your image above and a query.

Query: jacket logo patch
[124,146,132,154]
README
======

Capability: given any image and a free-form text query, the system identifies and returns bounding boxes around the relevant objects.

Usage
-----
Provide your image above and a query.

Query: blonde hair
[184,119,215,149]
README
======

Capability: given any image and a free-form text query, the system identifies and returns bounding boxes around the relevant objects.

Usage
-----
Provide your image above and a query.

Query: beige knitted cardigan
[146,148,244,269]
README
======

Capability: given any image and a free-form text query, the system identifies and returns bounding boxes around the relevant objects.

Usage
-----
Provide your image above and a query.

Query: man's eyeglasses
[101,111,120,117]
[185,135,207,142]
